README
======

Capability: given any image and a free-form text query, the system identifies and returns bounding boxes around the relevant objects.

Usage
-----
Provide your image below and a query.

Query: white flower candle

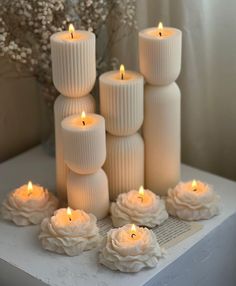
[39,207,100,256]
[143,82,181,196]
[99,224,163,272]
[99,65,144,136]
[166,180,220,220]
[51,24,96,97]
[139,22,182,85]
[111,186,168,228]
[104,133,144,201]
[54,94,95,201]
[1,181,58,226]
[67,169,109,219]
[61,113,106,174]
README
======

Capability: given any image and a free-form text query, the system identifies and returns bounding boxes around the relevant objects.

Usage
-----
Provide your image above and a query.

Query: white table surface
[0,146,236,286]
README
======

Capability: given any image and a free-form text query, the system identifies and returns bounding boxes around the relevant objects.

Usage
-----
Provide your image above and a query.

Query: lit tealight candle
[1,182,58,226]
[166,180,220,221]
[99,224,163,272]
[110,187,168,228]
[39,208,100,256]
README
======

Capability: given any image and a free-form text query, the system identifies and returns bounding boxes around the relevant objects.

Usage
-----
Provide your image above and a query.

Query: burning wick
[130,224,136,238]
[138,185,144,202]
[27,181,33,196]
[120,64,125,80]
[192,180,197,192]
[67,207,72,221]
[69,24,75,39]
[157,22,163,37]
[81,111,86,126]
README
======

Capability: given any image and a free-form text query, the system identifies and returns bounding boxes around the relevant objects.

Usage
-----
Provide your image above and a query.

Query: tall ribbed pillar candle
[100,66,144,201]
[139,23,182,196]
[51,25,96,202]
[61,113,109,219]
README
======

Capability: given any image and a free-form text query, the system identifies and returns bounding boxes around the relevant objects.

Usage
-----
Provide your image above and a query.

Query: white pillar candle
[51,26,96,98]
[139,24,182,85]
[54,94,95,201]
[143,82,181,196]
[67,169,109,219]
[104,133,144,201]
[99,66,144,136]
[61,113,106,175]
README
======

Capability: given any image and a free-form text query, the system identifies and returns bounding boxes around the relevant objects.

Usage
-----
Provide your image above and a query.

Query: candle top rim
[50,30,95,42]
[99,70,143,84]
[139,26,181,40]
[61,113,104,131]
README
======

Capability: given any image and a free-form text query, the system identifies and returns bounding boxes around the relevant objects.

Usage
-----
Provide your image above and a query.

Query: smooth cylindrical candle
[61,113,106,175]
[67,169,109,219]
[99,68,144,136]
[54,94,96,201]
[139,25,182,85]
[104,133,144,201]
[51,28,96,97]
[143,82,181,196]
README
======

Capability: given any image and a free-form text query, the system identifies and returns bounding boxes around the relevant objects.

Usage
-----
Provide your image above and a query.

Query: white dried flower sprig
[0,0,137,107]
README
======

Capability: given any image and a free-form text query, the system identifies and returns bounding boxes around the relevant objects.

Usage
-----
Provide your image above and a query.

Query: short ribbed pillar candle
[62,113,109,219]
[139,23,182,196]
[54,94,95,201]
[51,30,96,98]
[103,133,144,201]
[67,169,109,219]
[143,83,181,196]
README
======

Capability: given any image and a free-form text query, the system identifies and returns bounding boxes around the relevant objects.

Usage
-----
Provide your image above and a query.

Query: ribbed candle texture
[51,31,96,97]
[99,71,144,136]
[67,169,109,219]
[103,133,144,201]
[54,94,96,201]
[139,27,182,85]
[143,83,181,196]
[61,114,106,174]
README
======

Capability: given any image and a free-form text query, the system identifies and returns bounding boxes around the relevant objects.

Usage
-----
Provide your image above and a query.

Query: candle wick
[193,188,197,192]
[138,196,143,202]
[71,32,74,39]
[121,73,124,80]
[82,120,85,126]
[159,32,162,37]
[131,233,136,239]
[69,217,72,221]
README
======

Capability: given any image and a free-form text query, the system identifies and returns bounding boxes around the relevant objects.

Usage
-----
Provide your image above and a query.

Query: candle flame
[131,224,136,233]
[138,185,144,196]
[120,64,125,80]
[81,111,86,126]
[158,22,163,30]
[69,24,75,39]
[157,22,163,37]
[27,181,33,195]
[67,207,72,221]
[192,180,197,188]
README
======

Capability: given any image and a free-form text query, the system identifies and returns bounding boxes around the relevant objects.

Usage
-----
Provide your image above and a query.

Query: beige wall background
[1,0,236,182]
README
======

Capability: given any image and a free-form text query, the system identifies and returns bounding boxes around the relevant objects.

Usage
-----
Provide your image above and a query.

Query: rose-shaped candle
[99,224,163,272]
[111,186,168,228]
[166,180,220,221]
[1,181,58,226]
[39,207,100,256]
